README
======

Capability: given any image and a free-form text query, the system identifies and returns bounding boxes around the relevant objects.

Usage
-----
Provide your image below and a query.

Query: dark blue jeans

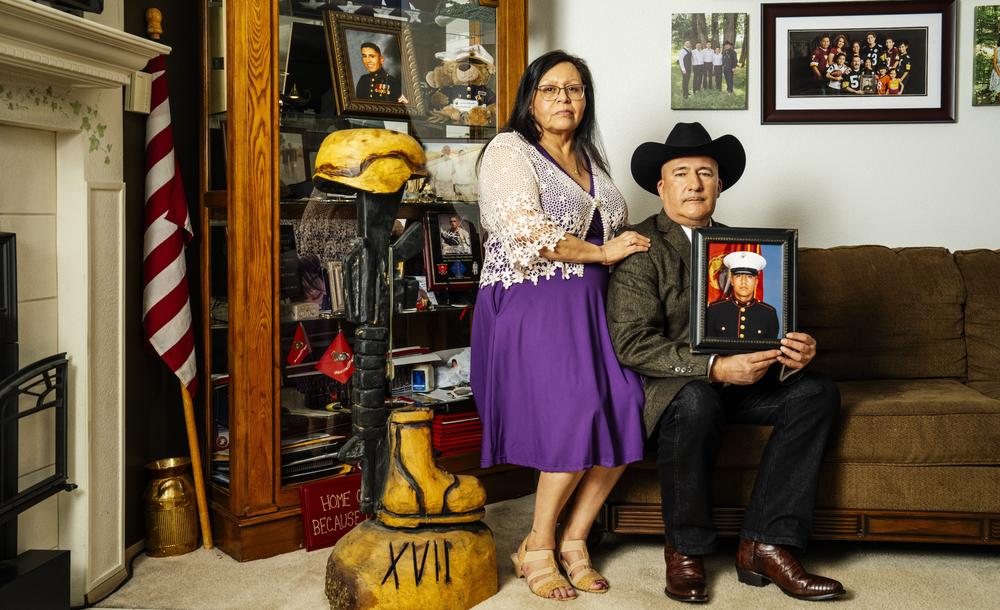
[654,370,839,555]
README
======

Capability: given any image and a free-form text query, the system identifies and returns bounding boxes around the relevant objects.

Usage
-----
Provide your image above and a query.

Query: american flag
[142,54,197,392]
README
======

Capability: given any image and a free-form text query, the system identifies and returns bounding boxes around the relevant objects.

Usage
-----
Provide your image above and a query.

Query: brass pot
[144,457,198,557]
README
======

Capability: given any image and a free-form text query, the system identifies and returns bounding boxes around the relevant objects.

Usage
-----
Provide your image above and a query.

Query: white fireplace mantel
[0,0,167,87]
[0,1,170,606]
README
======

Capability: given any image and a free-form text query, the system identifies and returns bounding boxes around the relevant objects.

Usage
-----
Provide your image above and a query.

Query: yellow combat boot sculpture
[379,407,486,528]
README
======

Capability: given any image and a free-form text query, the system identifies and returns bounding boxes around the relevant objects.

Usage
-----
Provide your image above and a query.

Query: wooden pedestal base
[325,520,498,610]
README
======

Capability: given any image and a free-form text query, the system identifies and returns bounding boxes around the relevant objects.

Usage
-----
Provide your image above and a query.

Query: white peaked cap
[434,44,495,66]
[723,251,766,275]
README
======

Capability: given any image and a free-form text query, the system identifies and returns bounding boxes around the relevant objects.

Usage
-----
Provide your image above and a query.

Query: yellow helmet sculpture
[313,128,428,194]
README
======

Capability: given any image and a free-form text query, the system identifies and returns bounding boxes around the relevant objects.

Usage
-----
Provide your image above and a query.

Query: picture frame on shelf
[279,129,309,189]
[423,211,482,291]
[422,140,486,202]
[762,0,956,123]
[323,11,426,118]
[689,227,797,355]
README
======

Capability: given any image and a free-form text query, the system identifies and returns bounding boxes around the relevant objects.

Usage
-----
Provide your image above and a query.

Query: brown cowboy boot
[377,407,486,528]
[735,538,845,601]
[664,543,708,603]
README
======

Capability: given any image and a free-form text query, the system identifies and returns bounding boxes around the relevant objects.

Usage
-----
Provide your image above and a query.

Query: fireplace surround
[0,0,164,604]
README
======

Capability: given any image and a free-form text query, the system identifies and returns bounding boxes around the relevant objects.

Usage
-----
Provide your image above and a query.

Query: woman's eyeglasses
[535,84,587,101]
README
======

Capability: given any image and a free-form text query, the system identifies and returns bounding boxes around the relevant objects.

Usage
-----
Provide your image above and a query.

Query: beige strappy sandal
[558,539,609,593]
[511,539,575,601]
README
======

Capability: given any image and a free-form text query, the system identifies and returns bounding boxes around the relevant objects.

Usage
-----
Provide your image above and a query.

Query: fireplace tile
[0,124,56,215]
[17,297,58,365]
[1,214,56,301]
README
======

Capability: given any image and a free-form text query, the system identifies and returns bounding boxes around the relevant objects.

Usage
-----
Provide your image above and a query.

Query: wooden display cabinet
[198,0,531,561]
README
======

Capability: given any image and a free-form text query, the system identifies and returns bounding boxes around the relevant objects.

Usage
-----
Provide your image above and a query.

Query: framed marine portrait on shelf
[689,227,797,355]
[762,0,956,123]
[423,211,483,291]
[671,13,750,110]
[323,11,426,118]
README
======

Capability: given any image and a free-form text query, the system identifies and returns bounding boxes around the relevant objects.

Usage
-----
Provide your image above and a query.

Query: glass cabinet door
[274,0,501,490]
[207,209,230,488]
[203,0,230,490]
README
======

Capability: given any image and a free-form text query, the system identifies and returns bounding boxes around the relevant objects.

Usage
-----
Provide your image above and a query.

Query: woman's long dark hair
[479,50,610,175]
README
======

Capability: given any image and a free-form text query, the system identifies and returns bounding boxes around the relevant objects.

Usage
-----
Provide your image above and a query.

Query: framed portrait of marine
[690,227,798,355]
[423,211,483,291]
[323,11,426,118]
[762,0,956,123]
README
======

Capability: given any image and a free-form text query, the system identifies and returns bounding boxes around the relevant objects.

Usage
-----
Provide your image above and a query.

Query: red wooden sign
[299,473,366,551]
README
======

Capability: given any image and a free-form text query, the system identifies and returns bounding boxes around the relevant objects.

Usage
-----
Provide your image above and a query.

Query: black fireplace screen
[1,353,76,558]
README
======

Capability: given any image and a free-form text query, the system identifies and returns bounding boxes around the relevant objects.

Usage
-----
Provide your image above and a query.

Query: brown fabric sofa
[605,246,1000,545]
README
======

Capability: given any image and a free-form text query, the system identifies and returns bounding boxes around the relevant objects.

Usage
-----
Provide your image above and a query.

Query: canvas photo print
[672,13,749,110]
[974,5,1000,106]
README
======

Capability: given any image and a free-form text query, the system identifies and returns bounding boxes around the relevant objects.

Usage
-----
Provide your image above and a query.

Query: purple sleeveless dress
[470,152,645,472]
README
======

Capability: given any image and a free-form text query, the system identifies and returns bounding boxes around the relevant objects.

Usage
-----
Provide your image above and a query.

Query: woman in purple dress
[471,50,650,601]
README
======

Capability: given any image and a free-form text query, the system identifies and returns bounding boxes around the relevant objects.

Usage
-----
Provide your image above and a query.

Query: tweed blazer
[606,210,714,438]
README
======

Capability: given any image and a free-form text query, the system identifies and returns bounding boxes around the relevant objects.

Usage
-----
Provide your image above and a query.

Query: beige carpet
[97,494,1000,609]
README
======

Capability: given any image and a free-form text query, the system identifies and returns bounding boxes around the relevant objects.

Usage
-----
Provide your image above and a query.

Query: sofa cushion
[608,464,1000,514]
[966,381,1000,401]
[634,379,1000,468]
[798,246,966,381]
[827,379,1000,465]
[954,249,1000,382]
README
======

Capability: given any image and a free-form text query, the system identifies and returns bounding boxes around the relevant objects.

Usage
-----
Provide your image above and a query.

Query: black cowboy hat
[631,122,746,195]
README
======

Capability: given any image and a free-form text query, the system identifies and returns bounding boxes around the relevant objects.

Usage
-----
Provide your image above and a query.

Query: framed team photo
[323,11,426,118]
[423,211,483,291]
[670,13,750,110]
[974,5,1000,106]
[762,0,956,123]
[690,227,797,355]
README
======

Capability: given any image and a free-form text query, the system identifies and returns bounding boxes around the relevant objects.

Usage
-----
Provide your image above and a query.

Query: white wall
[528,0,1000,249]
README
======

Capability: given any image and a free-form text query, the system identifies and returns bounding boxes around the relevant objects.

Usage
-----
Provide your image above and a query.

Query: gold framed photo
[323,11,426,118]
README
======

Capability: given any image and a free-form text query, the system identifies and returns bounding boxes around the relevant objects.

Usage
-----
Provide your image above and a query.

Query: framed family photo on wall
[323,11,426,118]
[974,5,1000,106]
[671,12,750,110]
[762,0,956,123]
[690,227,797,355]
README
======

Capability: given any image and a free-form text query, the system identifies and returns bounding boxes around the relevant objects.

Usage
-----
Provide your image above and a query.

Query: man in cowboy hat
[606,122,844,603]
[706,251,779,340]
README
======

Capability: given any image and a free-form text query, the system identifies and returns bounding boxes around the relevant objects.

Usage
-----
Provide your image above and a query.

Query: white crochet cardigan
[478,131,629,288]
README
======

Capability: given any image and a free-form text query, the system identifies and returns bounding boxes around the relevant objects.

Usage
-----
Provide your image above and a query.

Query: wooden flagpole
[146,7,213,550]
[181,382,214,549]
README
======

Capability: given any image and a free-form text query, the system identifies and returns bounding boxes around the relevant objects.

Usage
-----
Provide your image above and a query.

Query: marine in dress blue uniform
[705,251,778,340]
